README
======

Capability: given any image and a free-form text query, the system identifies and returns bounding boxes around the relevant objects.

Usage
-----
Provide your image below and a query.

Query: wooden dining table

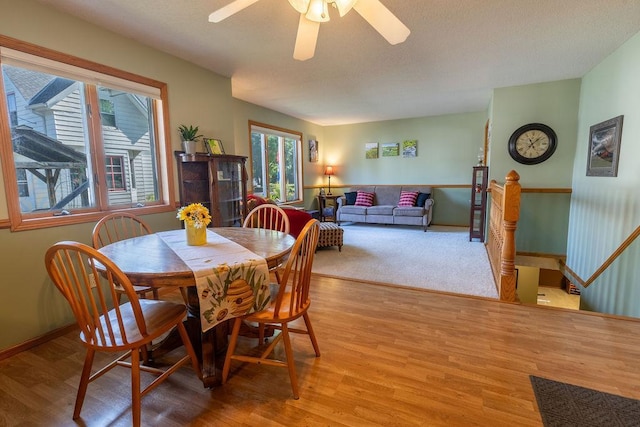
[98,227,295,388]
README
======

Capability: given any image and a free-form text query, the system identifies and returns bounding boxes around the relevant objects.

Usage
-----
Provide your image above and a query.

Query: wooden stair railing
[562,224,640,289]
[486,170,521,302]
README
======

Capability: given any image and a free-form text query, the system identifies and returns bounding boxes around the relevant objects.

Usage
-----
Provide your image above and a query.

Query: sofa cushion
[344,191,358,205]
[415,192,430,207]
[374,186,401,206]
[398,191,418,207]
[355,191,374,207]
[393,206,426,217]
[368,205,395,215]
[340,205,368,215]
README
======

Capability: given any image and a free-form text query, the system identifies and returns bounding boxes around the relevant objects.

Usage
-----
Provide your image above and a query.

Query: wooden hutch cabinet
[175,152,248,227]
[469,166,488,242]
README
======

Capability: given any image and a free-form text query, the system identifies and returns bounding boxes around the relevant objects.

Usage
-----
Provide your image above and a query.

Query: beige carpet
[312,223,499,298]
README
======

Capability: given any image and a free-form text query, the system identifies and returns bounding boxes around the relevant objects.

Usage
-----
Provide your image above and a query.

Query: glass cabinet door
[469,166,488,241]
[210,156,247,227]
[176,152,247,228]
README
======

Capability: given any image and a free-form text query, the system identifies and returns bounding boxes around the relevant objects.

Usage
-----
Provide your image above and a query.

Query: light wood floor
[2,275,640,426]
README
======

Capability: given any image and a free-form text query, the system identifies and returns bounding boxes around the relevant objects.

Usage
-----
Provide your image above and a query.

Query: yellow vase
[185,223,207,246]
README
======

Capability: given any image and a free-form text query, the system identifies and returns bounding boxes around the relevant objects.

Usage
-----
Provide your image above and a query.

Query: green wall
[489,79,581,254]
[489,80,581,187]
[323,112,487,185]
[567,31,640,317]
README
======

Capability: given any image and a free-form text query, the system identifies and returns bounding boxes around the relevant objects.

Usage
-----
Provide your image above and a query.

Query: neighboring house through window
[0,38,173,230]
[250,121,302,204]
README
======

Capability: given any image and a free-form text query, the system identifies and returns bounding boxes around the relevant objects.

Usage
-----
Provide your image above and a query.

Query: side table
[318,194,339,222]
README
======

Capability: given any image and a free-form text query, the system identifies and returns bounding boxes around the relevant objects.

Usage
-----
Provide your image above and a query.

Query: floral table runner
[157,229,270,333]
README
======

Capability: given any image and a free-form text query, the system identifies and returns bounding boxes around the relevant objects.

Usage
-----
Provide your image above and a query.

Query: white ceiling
[36,0,640,126]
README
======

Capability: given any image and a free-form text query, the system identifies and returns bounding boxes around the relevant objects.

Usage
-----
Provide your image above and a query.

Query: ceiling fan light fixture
[305,0,330,22]
[288,0,310,14]
[331,0,358,17]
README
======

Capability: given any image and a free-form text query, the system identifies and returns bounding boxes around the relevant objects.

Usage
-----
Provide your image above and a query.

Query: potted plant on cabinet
[178,124,202,154]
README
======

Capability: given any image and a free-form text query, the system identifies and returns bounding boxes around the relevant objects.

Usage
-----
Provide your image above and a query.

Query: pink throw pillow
[354,191,374,207]
[398,191,418,207]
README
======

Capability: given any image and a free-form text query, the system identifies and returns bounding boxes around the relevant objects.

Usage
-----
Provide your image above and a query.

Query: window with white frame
[249,121,302,203]
[6,92,17,126]
[105,156,126,191]
[99,97,116,127]
[16,168,29,197]
[0,38,172,230]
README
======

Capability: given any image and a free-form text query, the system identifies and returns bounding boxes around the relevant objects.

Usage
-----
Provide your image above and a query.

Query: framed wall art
[381,142,399,157]
[309,139,318,162]
[205,138,225,155]
[365,142,379,159]
[402,139,418,157]
[586,115,623,177]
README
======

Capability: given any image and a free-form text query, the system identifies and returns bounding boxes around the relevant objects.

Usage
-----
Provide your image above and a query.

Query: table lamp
[324,165,334,195]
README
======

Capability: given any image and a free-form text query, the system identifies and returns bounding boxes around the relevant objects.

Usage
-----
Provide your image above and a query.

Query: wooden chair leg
[131,346,141,427]
[302,312,321,357]
[151,288,159,300]
[280,324,299,399]
[73,348,95,419]
[222,318,243,384]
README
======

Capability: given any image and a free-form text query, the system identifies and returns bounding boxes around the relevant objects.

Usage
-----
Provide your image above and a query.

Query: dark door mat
[530,375,640,426]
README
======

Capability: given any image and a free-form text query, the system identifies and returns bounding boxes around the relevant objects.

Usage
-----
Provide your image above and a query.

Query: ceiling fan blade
[353,0,410,45]
[293,15,320,61]
[209,0,261,23]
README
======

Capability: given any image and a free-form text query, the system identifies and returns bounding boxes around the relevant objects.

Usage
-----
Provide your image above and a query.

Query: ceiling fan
[209,0,410,61]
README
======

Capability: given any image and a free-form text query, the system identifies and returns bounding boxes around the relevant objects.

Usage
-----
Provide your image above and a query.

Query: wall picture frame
[402,139,418,157]
[586,115,623,177]
[205,138,225,155]
[309,139,318,162]
[365,142,379,159]
[382,142,399,157]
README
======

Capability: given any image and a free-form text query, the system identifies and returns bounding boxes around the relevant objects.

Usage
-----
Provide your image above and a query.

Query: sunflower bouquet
[177,203,212,228]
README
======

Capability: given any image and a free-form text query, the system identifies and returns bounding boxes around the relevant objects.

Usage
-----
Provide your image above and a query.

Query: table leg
[185,286,229,388]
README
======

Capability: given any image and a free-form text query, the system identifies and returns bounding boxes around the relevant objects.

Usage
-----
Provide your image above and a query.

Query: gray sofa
[336,185,434,231]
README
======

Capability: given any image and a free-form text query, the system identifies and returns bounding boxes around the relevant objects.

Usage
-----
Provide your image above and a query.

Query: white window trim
[249,121,303,204]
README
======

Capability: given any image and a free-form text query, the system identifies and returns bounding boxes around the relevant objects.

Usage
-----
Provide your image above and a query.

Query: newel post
[500,170,521,302]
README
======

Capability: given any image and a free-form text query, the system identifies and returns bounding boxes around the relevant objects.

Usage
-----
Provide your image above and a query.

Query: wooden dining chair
[243,204,291,284]
[243,203,291,234]
[44,241,201,427]
[222,219,321,399]
[92,212,159,301]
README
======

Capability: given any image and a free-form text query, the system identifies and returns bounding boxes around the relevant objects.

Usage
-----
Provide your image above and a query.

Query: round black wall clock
[508,123,557,165]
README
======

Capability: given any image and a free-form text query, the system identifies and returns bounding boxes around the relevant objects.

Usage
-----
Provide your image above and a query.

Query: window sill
[2,204,175,232]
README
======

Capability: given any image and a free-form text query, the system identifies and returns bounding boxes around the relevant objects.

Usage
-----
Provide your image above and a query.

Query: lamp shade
[324,165,334,176]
